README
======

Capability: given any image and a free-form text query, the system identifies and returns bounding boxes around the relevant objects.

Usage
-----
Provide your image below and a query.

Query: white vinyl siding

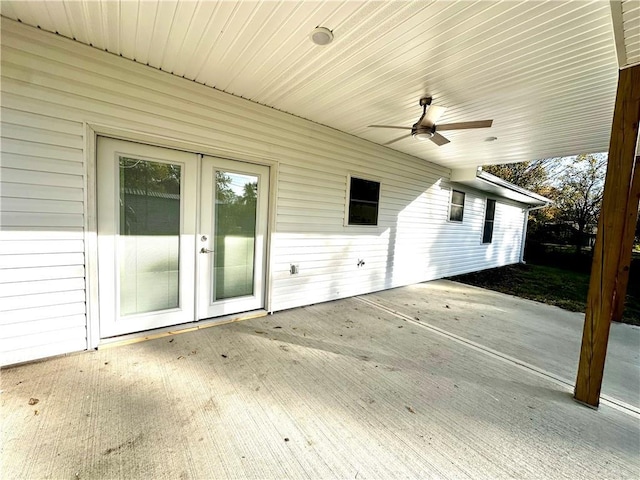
[272,181,526,310]
[0,19,526,365]
[0,113,87,365]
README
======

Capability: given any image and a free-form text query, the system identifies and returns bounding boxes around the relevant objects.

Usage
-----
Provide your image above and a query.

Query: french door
[97,138,268,338]
[197,157,269,318]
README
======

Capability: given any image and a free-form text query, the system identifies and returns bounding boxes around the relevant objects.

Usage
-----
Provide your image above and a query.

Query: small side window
[449,190,465,222]
[482,199,496,244]
[348,177,380,226]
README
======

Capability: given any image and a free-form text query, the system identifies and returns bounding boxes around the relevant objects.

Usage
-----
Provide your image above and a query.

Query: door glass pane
[214,171,258,301]
[119,157,181,316]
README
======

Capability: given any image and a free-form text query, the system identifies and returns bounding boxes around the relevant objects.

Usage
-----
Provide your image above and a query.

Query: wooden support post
[612,156,640,323]
[574,64,640,408]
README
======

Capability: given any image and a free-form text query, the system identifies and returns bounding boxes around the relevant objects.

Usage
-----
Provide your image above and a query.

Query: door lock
[200,247,214,254]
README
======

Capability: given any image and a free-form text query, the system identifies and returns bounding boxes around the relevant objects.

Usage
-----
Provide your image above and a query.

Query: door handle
[200,248,214,254]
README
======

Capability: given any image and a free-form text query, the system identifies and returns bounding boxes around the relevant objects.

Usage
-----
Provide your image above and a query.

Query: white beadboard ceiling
[1,0,637,170]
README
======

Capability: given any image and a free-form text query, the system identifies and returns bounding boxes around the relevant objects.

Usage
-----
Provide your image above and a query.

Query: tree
[483,159,552,193]
[240,182,257,205]
[553,153,606,252]
[216,171,236,203]
[483,154,607,253]
[120,158,181,194]
[483,159,558,240]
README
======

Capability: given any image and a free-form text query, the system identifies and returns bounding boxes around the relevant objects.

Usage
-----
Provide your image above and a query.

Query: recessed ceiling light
[310,27,334,46]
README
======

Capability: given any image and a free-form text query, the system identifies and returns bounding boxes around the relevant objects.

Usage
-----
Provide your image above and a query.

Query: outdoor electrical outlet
[290,264,299,275]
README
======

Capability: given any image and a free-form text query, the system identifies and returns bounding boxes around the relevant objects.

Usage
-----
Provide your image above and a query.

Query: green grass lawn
[450,263,640,326]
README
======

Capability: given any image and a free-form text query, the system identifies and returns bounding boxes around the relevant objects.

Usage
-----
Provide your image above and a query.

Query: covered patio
[3,281,638,479]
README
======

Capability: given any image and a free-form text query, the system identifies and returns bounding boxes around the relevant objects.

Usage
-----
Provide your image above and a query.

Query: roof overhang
[450,168,552,208]
[0,1,638,170]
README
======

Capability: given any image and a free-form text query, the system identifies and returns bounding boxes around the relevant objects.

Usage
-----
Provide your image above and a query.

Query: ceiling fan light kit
[368,97,493,147]
[413,127,435,140]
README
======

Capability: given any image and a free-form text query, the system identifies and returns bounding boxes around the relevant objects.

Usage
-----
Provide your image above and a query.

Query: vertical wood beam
[574,64,640,408]
[612,156,640,323]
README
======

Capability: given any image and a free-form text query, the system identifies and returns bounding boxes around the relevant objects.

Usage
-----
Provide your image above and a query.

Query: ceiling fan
[368,97,493,146]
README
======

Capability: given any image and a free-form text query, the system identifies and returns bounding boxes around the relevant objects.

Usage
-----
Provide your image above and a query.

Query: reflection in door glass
[214,171,258,301]
[119,157,181,316]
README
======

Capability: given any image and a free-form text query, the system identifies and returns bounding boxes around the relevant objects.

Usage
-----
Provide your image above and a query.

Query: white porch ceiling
[1,1,637,170]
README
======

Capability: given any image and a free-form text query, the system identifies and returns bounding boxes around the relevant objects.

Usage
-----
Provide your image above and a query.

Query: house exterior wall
[0,19,527,366]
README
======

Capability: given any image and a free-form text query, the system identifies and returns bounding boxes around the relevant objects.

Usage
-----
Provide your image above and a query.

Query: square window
[348,177,380,226]
[449,190,465,222]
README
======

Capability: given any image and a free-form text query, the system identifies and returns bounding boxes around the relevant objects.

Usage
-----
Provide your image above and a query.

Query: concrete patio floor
[2,280,639,479]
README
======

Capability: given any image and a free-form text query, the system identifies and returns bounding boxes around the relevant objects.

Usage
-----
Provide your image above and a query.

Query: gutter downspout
[520,204,550,263]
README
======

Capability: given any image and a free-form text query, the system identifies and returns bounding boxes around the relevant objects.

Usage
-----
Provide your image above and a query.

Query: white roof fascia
[450,168,552,208]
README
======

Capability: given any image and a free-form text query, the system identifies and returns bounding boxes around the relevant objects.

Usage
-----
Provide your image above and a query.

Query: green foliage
[215,171,236,203]
[215,171,258,205]
[241,182,257,204]
[215,172,258,235]
[120,158,181,194]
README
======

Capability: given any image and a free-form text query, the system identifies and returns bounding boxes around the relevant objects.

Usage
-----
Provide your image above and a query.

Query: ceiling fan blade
[368,125,412,130]
[430,132,450,146]
[420,105,447,127]
[437,120,493,131]
[384,134,412,146]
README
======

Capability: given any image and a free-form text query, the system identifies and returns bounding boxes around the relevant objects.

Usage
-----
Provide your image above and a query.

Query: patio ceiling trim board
[610,0,628,68]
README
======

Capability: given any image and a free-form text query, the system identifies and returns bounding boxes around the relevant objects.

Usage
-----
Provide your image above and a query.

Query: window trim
[482,198,496,244]
[448,189,466,223]
[345,173,381,227]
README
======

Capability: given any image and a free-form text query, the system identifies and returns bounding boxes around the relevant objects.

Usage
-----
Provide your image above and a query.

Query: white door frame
[84,124,279,349]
